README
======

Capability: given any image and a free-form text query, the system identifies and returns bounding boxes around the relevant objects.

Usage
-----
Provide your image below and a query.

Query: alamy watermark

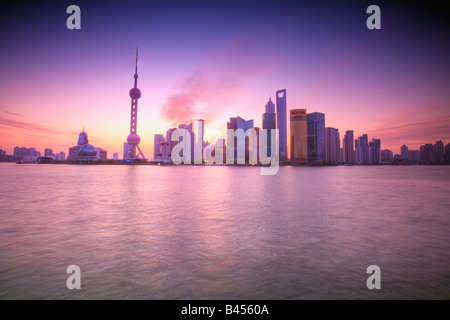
[66,265,81,289]
[366,265,381,289]
[170,121,280,175]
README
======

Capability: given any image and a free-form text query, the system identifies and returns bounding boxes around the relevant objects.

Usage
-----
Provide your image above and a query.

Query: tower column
[124,47,145,160]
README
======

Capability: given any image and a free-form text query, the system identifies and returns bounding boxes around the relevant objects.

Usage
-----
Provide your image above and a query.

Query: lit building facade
[290,109,307,162]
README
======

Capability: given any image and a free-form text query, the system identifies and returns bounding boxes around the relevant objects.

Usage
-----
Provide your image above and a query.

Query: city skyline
[0,0,449,156]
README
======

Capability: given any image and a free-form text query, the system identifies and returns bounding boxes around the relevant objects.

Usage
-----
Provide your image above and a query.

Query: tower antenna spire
[134,47,139,88]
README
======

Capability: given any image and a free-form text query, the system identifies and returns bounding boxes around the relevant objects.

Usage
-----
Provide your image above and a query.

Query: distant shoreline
[3,160,449,166]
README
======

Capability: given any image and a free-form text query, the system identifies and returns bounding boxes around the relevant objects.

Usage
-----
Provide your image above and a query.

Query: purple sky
[0,0,449,157]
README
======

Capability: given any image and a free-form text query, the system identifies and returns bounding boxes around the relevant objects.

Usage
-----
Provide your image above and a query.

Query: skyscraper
[227,116,254,163]
[262,96,276,157]
[124,48,145,160]
[196,119,205,163]
[369,138,381,164]
[434,140,444,163]
[343,130,354,164]
[307,112,326,162]
[326,127,340,164]
[290,109,308,162]
[355,134,369,164]
[420,144,434,163]
[276,89,287,160]
[400,144,409,159]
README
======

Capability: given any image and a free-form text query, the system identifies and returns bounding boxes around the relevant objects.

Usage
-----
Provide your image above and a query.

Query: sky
[0,0,449,158]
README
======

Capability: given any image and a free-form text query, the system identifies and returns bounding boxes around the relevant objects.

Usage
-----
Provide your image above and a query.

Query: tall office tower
[325,127,340,164]
[420,144,434,163]
[44,148,53,157]
[400,144,409,159]
[369,138,381,164]
[276,89,287,160]
[227,116,254,162]
[307,112,326,162]
[154,134,164,160]
[113,153,119,160]
[196,119,205,162]
[354,139,360,163]
[290,109,308,162]
[434,140,444,163]
[262,96,276,157]
[343,130,354,164]
[197,119,205,148]
[124,48,145,160]
[355,134,369,164]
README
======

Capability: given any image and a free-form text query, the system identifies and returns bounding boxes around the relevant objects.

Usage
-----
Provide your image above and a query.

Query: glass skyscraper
[262,97,276,157]
[276,89,287,160]
[307,112,326,162]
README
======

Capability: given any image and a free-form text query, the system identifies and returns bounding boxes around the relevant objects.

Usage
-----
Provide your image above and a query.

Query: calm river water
[0,163,449,299]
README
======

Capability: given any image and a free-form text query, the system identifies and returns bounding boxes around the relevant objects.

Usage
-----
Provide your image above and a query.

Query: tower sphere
[127,132,141,145]
[129,87,141,99]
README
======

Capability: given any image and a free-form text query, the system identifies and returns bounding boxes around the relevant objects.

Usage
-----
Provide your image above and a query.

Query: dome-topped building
[67,128,107,161]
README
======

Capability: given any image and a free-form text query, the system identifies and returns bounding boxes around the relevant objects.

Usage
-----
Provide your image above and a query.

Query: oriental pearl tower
[125,47,146,160]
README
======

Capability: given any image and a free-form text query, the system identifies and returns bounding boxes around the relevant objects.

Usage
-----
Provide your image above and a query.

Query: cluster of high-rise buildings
[0,128,107,163]
[396,141,450,164]
[152,89,386,165]
[12,147,41,163]
[0,146,65,163]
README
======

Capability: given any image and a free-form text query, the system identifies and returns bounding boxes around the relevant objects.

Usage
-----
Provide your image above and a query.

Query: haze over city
[0,0,449,157]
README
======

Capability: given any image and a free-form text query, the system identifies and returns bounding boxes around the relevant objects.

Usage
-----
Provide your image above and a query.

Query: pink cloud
[160,63,275,126]
[0,106,76,137]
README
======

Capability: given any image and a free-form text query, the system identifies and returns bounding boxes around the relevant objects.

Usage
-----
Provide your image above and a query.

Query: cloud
[0,106,76,138]
[160,64,275,125]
